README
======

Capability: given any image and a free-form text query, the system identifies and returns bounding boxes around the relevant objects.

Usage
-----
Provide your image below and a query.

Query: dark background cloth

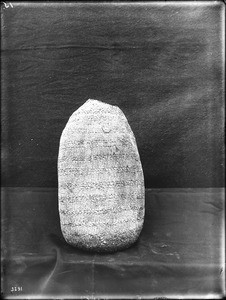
[1,2,225,188]
[2,188,224,298]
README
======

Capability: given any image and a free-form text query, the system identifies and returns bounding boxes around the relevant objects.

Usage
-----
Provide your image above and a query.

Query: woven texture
[58,99,145,252]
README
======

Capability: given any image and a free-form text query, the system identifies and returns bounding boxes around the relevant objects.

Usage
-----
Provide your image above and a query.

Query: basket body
[58,99,145,252]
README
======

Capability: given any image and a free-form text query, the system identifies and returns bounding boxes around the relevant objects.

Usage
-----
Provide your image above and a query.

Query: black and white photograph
[1,1,225,299]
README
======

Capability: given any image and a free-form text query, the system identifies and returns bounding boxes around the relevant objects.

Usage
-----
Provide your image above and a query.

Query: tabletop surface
[2,187,224,298]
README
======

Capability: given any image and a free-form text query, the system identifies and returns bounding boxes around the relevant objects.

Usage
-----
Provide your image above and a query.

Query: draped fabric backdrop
[2,2,224,188]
